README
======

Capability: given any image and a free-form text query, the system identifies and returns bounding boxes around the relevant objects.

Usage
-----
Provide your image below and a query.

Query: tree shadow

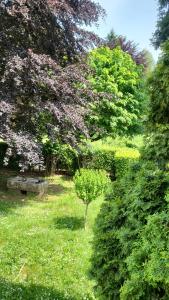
[59,175,73,182]
[0,278,77,300]
[47,183,72,196]
[53,216,84,231]
[0,190,30,216]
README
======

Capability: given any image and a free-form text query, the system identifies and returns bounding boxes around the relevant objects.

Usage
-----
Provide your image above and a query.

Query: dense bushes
[121,210,169,299]
[82,147,116,178]
[91,42,169,299]
[0,138,140,180]
[43,141,79,175]
[84,143,140,180]
[91,162,169,299]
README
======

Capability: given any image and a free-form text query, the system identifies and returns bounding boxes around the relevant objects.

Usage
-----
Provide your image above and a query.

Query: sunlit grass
[0,173,103,299]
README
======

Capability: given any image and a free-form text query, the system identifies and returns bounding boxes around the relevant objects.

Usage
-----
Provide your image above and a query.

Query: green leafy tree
[152,0,169,48]
[88,46,147,140]
[143,41,169,168]
[142,49,155,76]
[74,169,110,228]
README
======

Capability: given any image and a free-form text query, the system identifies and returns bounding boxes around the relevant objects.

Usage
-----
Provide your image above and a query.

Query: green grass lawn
[0,171,103,300]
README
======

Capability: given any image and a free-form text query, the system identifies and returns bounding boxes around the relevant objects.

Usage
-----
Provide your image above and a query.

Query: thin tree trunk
[50,155,56,175]
[46,154,57,176]
[84,203,89,230]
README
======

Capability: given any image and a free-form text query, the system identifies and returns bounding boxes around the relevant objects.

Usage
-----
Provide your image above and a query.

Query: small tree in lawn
[74,169,110,229]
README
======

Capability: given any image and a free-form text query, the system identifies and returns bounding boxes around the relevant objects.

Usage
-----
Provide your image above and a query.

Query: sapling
[74,169,110,229]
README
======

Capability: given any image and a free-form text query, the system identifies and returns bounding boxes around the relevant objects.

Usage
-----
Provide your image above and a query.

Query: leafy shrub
[43,139,140,178]
[74,169,111,228]
[83,143,140,180]
[43,141,78,175]
[82,148,116,179]
[91,162,169,299]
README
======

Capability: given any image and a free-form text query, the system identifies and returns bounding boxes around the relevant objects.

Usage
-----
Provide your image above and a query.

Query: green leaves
[91,161,169,299]
[74,169,110,205]
[152,0,169,48]
[88,46,146,139]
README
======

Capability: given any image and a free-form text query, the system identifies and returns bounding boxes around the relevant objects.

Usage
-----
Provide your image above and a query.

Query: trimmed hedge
[82,144,140,180]
[114,147,140,179]
[82,148,116,179]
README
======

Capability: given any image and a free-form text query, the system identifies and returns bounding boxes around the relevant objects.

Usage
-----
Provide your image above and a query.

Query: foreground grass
[0,172,103,299]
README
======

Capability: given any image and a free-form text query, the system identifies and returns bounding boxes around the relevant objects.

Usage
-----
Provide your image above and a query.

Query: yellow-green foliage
[88,46,146,138]
[74,169,110,205]
[88,138,140,179]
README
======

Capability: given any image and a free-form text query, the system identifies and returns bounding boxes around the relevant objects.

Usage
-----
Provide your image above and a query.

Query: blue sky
[92,0,160,61]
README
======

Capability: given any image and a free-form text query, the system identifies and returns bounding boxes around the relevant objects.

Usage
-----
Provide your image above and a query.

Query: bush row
[81,144,140,180]
[0,141,140,179]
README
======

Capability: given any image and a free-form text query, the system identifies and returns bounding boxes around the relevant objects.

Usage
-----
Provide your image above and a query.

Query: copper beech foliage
[0,0,104,170]
[107,34,148,68]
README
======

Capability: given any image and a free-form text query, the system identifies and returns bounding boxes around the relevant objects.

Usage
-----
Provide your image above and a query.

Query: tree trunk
[84,203,89,230]
[46,154,57,176]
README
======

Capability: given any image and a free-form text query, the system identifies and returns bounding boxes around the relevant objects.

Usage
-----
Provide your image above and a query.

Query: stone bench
[7,177,48,197]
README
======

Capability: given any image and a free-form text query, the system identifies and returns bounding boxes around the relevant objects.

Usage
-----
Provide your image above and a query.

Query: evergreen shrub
[91,162,169,299]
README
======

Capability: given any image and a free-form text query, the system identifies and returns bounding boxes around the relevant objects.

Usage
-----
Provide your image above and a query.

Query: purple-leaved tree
[106,30,148,68]
[0,0,104,170]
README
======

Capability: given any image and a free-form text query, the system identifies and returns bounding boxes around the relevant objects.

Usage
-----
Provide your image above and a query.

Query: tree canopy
[106,29,148,68]
[88,46,146,140]
[152,0,169,48]
[0,0,104,170]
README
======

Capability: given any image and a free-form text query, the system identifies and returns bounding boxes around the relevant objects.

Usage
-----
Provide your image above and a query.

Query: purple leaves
[0,0,103,169]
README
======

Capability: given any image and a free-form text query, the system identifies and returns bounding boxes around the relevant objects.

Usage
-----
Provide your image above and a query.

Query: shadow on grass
[0,278,77,300]
[59,175,73,182]
[0,191,29,216]
[53,216,84,231]
[47,183,72,196]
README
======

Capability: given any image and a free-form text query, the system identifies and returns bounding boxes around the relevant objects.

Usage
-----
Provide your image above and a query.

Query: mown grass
[0,171,103,299]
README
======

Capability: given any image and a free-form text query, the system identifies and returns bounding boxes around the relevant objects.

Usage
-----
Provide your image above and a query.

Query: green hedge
[81,144,140,180]
[91,162,169,299]
[114,147,140,179]
[0,139,140,178]
[82,148,115,179]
